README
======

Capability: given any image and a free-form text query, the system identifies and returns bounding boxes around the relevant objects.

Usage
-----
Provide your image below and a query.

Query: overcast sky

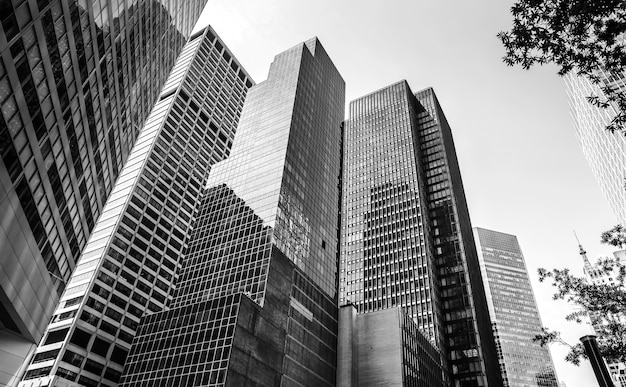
[193,1,619,385]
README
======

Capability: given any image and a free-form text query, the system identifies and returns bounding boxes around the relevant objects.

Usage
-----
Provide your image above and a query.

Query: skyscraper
[0,0,207,380]
[564,72,626,225]
[119,37,345,386]
[18,26,252,387]
[473,227,558,387]
[339,81,501,386]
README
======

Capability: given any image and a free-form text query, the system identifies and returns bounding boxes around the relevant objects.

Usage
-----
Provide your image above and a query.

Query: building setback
[473,227,558,387]
[119,37,345,386]
[0,0,207,381]
[564,71,626,225]
[339,81,502,386]
[18,26,252,387]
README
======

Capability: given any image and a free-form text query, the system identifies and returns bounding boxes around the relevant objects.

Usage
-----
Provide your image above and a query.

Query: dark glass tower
[0,0,207,379]
[339,81,501,386]
[119,37,345,386]
[18,26,252,387]
[473,227,558,387]
[415,87,501,386]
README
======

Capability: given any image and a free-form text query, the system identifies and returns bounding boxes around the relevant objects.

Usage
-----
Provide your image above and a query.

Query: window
[110,346,128,365]
[91,337,110,357]
[43,328,69,345]
[23,366,52,380]
[32,349,60,364]
[83,358,104,376]
[62,350,84,367]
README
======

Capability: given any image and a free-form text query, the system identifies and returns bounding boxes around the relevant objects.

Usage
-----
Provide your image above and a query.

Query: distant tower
[119,37,345,386]
[473,227,559,387]
[564,72,626,225]
[575,231,595,277]
[18,27,252,386]
[576,237,626,387]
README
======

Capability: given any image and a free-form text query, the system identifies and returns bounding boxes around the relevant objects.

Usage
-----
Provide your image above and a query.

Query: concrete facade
[337,305,444,387]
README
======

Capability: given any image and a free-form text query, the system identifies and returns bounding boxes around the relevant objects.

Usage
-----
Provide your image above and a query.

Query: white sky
[194,1,619,385]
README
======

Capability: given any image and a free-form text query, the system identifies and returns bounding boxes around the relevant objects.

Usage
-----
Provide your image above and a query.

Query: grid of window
[205,38,344,298]
[341,82,501,386]
[120,38,343,386]
[400,308,445,387]
[122,249,340,387]
[474,229,557,385]
[474,228,558,387]
[171,185,272,307]
[20,26,251,386]
[0,0,207,347]
[122,294,242,386]
[340,81,443,345]
[565,71,626,226]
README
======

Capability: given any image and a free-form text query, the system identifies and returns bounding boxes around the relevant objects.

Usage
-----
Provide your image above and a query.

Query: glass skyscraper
[119,37,345,386]
[564,71,626,225]
[18,26,252,387]
[340,81,501,386]
[473,227,558,387]
[0,0,207,380]
[415,88,501,387]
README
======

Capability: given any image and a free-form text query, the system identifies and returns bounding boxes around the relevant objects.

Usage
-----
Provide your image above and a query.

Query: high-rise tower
[339,81,501,386]
[119,38,345,386]
[473,227,558,387]
[18,26,252,387]
[564,72,626,225]
[0,0,207,380]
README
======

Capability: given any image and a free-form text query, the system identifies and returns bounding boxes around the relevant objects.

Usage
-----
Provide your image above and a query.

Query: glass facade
[18,26,252,387]
[473,227,558,387]
[415,88,501,387]
[120,37,345,386]
[340,81,443,345]
[399,307,445,387]
[341,82,502,386]
[564,71,626,225]
[0,0,207,363]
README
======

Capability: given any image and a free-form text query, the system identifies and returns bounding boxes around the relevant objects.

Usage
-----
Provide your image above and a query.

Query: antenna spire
[574,230,593,275]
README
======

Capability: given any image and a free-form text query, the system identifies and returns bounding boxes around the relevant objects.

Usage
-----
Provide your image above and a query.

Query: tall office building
[18,26,252,387]
[577,242,626,386]
[339,81,501,386]
[0,0,207,381]
[119,37,344,386]
[564,71,626,225]
[473,227,558,387]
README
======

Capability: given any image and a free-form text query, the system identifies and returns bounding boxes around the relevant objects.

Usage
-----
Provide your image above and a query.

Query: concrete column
[337,304,358,386]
